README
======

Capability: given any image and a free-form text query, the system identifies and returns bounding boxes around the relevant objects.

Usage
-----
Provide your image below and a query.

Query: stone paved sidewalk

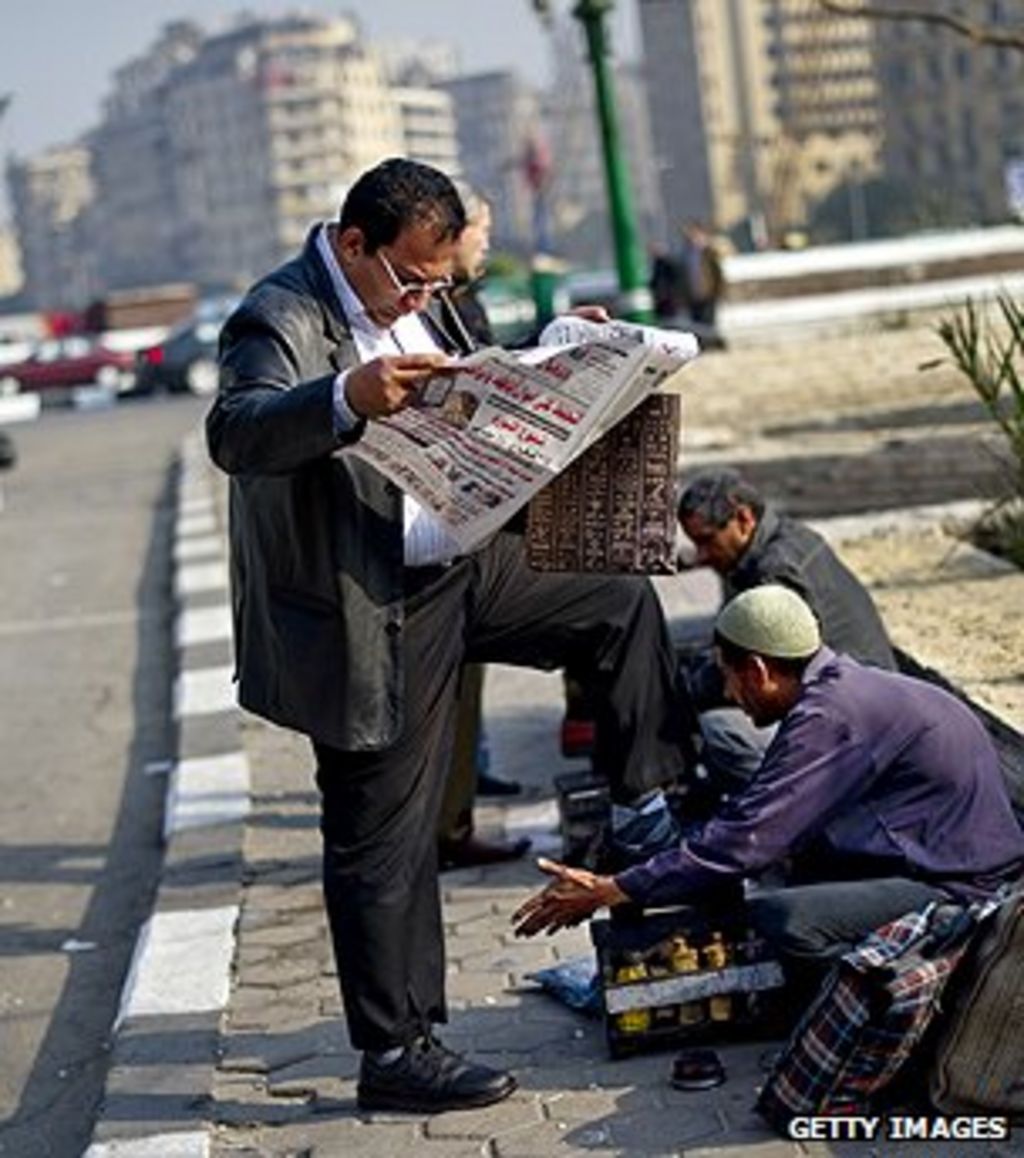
[200,320,1022,1157]
[208,648,1021,1158]
[208,661,794,1158]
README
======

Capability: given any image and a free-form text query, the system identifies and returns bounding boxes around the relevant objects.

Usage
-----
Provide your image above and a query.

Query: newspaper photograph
[344,319,700,554]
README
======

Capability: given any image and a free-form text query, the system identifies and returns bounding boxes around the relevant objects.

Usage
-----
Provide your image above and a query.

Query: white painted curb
[85,1130,210,1157]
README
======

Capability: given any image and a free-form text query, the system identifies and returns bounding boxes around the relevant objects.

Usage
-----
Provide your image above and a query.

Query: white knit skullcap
[715,584,821,659]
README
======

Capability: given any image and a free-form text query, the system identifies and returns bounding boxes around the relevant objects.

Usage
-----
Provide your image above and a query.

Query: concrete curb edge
[85,431,243,1158]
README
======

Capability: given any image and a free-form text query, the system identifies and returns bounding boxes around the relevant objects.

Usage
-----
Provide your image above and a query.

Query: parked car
[134,299,235,396]
[0,336,137,396]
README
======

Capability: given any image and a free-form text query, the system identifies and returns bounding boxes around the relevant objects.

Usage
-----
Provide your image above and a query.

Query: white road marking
[116,907,238,1026]
[85,1133,209,1158]
[173,665,236,718]
[176,494,214,516]
[176,512,217,538]
[165,751,250,837]
[175,560,229,599]
[173,535,222,565]
[175,605,232,649]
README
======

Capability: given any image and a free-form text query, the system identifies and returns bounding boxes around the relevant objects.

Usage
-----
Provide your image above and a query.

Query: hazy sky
[0,1,639,160]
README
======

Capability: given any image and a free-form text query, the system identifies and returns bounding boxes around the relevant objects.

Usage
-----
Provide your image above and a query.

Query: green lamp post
[533,0,651,321]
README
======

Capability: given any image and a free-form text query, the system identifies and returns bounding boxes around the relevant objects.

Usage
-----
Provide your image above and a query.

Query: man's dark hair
[678,468,765,528]
[713,630,813,680]
[340,158,465,252]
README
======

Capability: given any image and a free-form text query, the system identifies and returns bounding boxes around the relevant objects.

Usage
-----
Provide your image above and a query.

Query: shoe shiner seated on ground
[675,468,896,814]
[513,585,1024,1010]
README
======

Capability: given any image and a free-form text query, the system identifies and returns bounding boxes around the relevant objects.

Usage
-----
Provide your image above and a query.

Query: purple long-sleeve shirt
[617,648,1024,906]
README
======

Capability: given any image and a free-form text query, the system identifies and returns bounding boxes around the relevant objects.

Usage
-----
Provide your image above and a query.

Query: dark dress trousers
[207,229,688,1049]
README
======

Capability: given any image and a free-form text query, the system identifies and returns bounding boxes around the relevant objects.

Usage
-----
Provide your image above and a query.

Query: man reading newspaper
[208,158,697,1115]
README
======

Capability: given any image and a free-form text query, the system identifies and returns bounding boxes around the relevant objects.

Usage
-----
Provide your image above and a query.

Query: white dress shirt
[316,225,462,566]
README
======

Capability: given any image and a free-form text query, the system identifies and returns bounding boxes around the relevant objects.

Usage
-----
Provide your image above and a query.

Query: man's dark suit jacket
[207,228,470,750]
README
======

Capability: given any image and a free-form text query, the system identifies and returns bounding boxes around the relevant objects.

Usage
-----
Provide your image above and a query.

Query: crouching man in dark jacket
[677,469,895,806]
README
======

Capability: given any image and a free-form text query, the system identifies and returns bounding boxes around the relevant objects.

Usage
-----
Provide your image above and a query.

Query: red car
[0,337,137,396]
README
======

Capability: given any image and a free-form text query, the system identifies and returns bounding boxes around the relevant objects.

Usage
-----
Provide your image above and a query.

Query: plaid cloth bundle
[757,902,981,1132]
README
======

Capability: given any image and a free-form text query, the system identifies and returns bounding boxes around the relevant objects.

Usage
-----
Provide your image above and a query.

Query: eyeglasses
[376,249,453,301]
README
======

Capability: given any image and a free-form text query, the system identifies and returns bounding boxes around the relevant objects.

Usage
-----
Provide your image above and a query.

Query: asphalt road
[0,395,207,1158]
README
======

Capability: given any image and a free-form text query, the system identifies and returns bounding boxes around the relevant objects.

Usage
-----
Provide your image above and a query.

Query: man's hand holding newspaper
[343,317,700,554]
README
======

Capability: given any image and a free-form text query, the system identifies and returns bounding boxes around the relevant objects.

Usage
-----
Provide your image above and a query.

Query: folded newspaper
[344,317,700,555]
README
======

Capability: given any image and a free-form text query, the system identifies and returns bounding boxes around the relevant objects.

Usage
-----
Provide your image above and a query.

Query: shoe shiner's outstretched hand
[512,857,628,937]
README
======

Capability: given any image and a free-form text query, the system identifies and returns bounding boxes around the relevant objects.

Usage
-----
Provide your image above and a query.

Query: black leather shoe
[439,834,531,871]
[357,1036,516,1113]
[476,771,522,797]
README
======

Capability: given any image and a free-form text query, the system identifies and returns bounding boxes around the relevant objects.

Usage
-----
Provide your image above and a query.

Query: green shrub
[937,293,1024,500]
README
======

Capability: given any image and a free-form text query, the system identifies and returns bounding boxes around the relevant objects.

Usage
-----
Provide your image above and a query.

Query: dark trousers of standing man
[314,530,687,1051]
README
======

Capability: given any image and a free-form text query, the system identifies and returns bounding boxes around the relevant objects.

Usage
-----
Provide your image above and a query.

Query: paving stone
[540,1087,635,1124]
[236,944,277,967]
[241,961,321,988]
[446,970,516,1004]
[444,930,510,958]
[255,866,320,889]
[238,909,289,933]
[482,1034,604,1070]
[265,1072,350,1105]
[213,1076,317,1127]
[604,1103,727,1151]
[219,1025,346,1073]
[513,995,588,1024]
[684,1138,800,1158]
[268,1052,359,1087]
[210,1144,276,1158]
[442,899,502,926]
[470,1020,592,1057]
[231,986,280,1024]
[211,1118,469,1158]
[491,1119,614,1158]
[423,1093,543,1139]
[457,942,560,973]
[440,884,527,904]
[244,924,322,948]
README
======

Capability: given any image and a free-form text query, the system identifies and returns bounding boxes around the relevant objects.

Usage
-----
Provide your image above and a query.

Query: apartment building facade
[543,16,664,265]
[873,0,1024,224]
[0,225,21,300]
[88,21,203,291]
[392,85,461,177]
[150,14,404,287]
[9,13,406,304]
[639,0,881,244]
[442,71,543,253]
[7,145,99,309]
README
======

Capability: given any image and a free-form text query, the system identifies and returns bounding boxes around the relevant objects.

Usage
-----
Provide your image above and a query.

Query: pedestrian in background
[433,185,533,869]
[676,468,895,808]
[679,220,724,328]
[649,245,682,322]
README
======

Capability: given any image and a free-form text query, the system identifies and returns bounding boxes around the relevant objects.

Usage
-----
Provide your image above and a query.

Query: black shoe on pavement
[476,770,522,797]
[357,1036,517,1113]
[439,834,531,871]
